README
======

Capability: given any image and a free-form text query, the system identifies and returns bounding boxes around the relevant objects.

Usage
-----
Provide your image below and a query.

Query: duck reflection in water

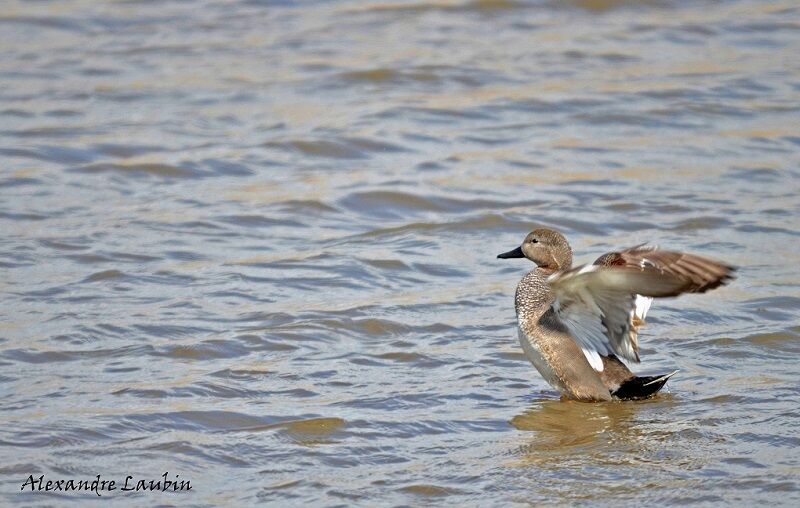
[510,394,676,455]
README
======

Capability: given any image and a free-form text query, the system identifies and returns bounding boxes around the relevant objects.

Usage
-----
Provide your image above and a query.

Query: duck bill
[497,246,525,259]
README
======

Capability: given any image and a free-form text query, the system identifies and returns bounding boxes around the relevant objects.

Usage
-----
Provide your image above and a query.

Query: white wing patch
[634,295,652,321]
[581,347,604,371]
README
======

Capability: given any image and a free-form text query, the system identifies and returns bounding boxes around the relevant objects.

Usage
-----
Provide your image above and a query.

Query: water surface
[1,0,799,505]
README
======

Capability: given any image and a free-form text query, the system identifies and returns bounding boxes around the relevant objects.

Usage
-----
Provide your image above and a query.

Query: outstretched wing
[550,250,735,367]
[594,245,734,293]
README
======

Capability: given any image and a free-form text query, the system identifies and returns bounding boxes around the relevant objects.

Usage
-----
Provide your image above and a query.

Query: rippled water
[2,0,799,505]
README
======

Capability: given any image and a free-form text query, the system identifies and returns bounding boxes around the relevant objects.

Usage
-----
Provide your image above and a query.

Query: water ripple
[1,0,799,505]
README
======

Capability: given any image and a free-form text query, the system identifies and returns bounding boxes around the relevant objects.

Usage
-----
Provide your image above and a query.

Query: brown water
[1,0,799,505]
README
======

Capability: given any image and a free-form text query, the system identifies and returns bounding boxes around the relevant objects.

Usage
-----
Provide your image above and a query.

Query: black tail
[612,371,678,400]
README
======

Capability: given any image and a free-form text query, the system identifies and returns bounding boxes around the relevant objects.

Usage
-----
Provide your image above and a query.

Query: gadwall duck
[497,228,735,402]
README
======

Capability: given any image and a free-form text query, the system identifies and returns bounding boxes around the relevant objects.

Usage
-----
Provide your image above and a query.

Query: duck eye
[530,238,538,244]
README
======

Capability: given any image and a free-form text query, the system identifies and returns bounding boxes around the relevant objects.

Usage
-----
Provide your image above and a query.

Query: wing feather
[600,246,736,293]
[550,251,734,367]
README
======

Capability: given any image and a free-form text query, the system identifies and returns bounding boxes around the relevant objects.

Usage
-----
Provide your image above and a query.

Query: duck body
[514,268,615,401]
[498,228,734,402]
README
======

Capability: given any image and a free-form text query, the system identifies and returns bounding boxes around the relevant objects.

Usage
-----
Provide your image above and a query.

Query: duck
[497,228,735,402]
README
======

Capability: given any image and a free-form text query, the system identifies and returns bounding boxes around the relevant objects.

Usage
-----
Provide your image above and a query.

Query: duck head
[497,228,573,271]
